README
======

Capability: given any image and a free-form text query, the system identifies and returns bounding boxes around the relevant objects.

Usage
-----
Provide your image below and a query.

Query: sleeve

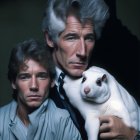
[57,115,82,140]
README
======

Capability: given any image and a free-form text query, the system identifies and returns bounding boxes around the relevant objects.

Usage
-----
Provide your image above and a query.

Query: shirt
[0,99,82,140]
[55,67,65,99]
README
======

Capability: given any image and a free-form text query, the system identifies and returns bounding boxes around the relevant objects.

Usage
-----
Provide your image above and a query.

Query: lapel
[10,124,25,140]
[9,101,26,140]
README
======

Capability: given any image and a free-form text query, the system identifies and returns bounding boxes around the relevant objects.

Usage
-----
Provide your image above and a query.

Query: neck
[16,99,35,126]
[17,105,30,126]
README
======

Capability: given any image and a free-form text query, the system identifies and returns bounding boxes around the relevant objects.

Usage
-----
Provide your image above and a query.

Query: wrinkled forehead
[65,15,94,33]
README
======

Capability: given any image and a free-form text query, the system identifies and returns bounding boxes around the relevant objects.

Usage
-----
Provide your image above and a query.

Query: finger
[99,132,114,140]
[99,115,110,124]
[99,123,110,133]
[99,115,121,124]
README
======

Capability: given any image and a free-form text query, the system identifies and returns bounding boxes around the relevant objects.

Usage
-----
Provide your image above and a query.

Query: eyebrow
[17,72,29,76]
[63,32,95,38]
[17,72,48,76]
[85,33,95,38]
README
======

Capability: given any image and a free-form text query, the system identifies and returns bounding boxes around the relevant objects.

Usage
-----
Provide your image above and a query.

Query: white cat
[63,66,139,140]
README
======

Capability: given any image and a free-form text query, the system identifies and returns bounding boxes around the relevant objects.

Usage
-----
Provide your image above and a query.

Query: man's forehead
[18,59,47,72]
[65,15,94,31]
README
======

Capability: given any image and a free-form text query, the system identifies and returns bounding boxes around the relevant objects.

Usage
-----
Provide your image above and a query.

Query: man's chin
[28,102,42,109]
[67,69,84,78]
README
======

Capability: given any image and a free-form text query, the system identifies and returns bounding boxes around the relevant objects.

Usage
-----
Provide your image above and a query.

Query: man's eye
[64,33,78,41]
[85,35,95,42]
[18,74,30,80]
[37,72,49,80]
[66,36,77,41]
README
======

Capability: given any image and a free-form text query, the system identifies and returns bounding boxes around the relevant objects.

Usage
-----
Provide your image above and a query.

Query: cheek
[16,86,28,102]
[87,45,94,58]
[88,42,95,51]
[16,82,29,95]
[39,81,50,94]
[55,46,71,67]
[57,40,75,58]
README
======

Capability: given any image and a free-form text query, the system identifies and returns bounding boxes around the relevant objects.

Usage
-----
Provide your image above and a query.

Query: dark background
[0,0,140,106]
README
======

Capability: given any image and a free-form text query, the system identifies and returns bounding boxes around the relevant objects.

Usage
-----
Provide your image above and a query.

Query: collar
[55,67,64,86]
[9,99,49,125]
[29,99,49,121]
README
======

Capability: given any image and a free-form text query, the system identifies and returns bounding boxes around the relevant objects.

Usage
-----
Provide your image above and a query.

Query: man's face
[47,15,95,77]
[12,59,53,110]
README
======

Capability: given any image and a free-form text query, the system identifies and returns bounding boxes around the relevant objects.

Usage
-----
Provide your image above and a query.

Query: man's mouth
[70,62,87,68]
[27,95,42,100]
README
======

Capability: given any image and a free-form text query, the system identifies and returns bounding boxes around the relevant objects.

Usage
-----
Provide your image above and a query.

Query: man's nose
[76,38,86,58]
[30,76,39,92]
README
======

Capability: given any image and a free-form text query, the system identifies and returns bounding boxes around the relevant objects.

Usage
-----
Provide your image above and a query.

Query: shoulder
[0,101,14,113]
[0,101,16,136]
[45,99,71,131]
[0,100,17,120]
[48,99,70,119]
[47,99,82,140]
[46,99,74,129]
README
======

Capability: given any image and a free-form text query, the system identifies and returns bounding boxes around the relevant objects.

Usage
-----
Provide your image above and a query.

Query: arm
[99,115,137,140]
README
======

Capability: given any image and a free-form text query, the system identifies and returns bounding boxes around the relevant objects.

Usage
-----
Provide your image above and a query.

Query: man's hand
[99,115,137,140]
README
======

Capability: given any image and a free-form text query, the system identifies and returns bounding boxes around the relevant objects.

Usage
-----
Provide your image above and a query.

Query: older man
[42,0,139,139]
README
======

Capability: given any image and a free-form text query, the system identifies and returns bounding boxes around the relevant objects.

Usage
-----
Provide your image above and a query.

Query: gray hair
[42,0,109,41]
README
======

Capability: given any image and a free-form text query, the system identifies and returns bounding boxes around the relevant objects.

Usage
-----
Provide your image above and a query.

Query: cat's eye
[96,78,102,86]
[81,77,86,83]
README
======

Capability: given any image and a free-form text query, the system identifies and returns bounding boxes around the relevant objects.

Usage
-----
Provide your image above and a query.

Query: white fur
[63,66,139,140]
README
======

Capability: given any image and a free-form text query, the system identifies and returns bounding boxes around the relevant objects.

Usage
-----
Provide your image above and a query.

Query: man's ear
[51,80,55,88]
[11,82,16,89]
[45,32,54,48]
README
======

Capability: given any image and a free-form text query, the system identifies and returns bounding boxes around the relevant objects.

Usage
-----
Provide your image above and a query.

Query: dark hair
[42,0,109,41]
[8,39,56,98]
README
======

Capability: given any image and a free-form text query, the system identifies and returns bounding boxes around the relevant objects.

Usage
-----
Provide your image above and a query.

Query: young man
[42,0,139,139]
[0,39,82,140]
